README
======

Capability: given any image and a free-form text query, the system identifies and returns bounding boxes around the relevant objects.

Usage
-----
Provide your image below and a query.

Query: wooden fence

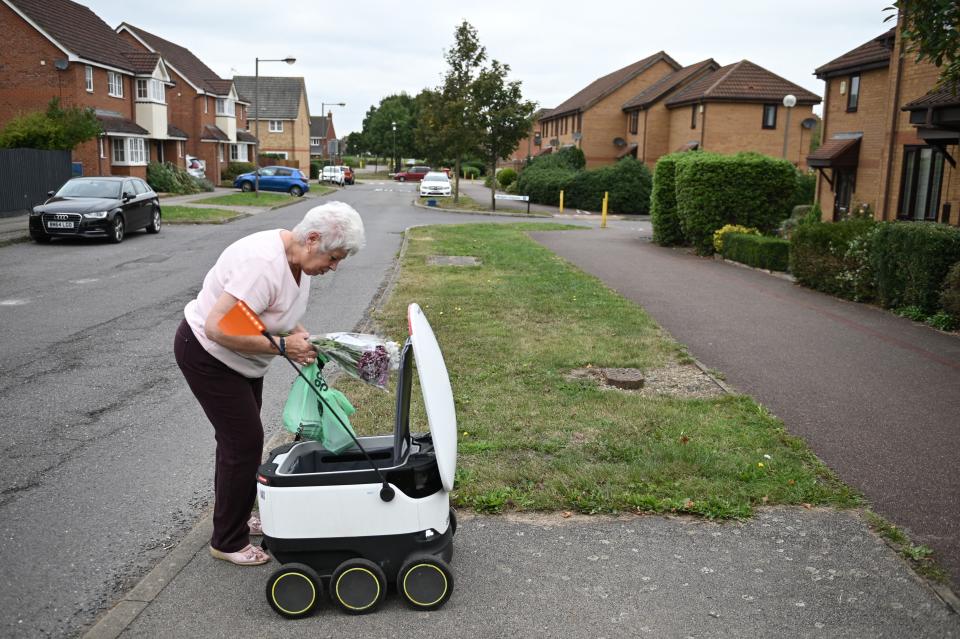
[0,148,71,216]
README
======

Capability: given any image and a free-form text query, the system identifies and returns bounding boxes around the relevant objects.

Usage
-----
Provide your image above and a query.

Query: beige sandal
[209,544,270,566]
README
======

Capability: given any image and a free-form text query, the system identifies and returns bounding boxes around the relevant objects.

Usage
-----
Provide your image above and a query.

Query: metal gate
[0,148,71,217]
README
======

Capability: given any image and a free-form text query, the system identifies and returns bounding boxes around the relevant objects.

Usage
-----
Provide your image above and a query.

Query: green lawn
[192,192,300,206]
[331,223,861,518]
[417,194,543,216]
[162,205,243,224]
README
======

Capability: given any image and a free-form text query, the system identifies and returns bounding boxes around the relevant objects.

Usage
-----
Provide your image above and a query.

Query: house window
[691,105,697,129]
[762,104,777,129]
[311,137,321,146]
[898,146,944,221]
[230,144,248,161]
[269,120,283,132]
[629,111,639,135]
[136,78,165,103]
[85,66,93,92]
[847,74,861,112]
[111,137,147,165]
[112,138,125,163]
[107,71,123,98]
[216,98,235,116]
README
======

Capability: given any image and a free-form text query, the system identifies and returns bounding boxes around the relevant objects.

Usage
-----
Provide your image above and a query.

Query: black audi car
[29,176,162,244]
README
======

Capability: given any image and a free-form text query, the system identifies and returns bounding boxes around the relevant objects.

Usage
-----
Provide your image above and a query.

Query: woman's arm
[204,292,316,363]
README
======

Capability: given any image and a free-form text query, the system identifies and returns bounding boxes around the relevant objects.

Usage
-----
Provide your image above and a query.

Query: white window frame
[85,66,93,92]
[229,144,249,162]
[311,137,321,146]
[216,98,235,116]
[269,120,283,133]
[107,71,123,98]
[136,78,165,104]
[111,137,148,166]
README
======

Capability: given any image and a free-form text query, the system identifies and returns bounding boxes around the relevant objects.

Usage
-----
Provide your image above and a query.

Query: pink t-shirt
[184,229,310,378]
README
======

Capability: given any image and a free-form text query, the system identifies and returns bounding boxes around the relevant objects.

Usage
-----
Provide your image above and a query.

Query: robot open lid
[255,303,458,617]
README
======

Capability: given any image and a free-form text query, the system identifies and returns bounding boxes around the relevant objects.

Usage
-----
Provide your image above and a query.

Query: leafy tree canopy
[0,98,101,150]
[887,0,960,89]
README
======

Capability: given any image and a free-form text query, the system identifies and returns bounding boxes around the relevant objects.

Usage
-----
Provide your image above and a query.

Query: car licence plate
[47,221,75,229]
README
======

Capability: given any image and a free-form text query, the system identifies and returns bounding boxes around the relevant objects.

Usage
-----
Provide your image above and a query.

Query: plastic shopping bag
[281,362,358,454]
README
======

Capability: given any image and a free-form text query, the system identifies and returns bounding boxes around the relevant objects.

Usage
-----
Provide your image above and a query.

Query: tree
[887,1,960,89]
[0,98,101,150]
[344,131,365,157]
[360,93,419,172]
[472,60,537,210]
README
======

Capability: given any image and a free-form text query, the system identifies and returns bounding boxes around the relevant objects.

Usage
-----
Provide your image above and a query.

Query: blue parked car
[234,166,310,196]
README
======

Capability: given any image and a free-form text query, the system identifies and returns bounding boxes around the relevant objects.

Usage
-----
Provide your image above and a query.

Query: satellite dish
[572,132,582,141]
[801,118,818,130]
[54,59,69,70]
[613,137,626,147]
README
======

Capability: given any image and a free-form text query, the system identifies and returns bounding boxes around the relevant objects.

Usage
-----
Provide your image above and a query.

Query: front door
[833,169,855,220]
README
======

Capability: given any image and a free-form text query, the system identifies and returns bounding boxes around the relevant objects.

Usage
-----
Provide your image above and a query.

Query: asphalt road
[0,180,574,638]
[532,226,960,590]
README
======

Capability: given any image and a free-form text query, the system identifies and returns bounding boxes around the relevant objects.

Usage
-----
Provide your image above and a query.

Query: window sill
[108,93,124,99]
[136,99,167,105]
[111,161,148,167]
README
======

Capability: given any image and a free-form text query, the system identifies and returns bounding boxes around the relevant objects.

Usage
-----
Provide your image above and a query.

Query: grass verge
[162,205,243,224]
[192,192,300,206]
[864,510,949,583]
[417,194,541,216]
[332,223,861,519]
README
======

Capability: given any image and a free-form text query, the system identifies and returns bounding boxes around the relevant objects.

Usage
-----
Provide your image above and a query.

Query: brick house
[662,60,821,169]
[810,25,959,225]
[117,23,252,182]
[234,76,311,169]
[538,52,681,168]
[0,0,178,178]
[620,59,719,169]
[309,112,338,161]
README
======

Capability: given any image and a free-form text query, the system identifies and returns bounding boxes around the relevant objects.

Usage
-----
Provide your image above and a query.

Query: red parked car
[393,166,431,182]
[341,166,355,185]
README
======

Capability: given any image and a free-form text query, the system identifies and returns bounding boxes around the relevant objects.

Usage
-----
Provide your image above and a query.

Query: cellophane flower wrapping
[309,332,400,390]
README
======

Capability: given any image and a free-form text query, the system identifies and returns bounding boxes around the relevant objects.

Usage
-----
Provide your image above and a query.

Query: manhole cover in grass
[427,255,482,266]
[566,363,725,398]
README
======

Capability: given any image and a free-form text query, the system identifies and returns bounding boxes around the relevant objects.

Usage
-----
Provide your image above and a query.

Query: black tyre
[110,215,125,244]
[31,230,51,243]
[289,185,303,197]
[397,555,454,611]
[240,181,253,192]
[330,558,386,615]
[146,208,162,233]
[265,563,322,619]
[398,176,406,182]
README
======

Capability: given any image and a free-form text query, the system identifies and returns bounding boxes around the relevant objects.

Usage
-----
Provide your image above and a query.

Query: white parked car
[321,165,345,186]
[419,171,452,197]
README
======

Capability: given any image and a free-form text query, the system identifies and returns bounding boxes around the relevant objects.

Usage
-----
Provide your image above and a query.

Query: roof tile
[234,76,305,120]
[120,23,228,95]
[623,59,719,110]
[666,60,820,107]
[814,28,895,78]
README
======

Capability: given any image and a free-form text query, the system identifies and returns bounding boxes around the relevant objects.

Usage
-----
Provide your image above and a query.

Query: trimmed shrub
[650,154,684,246]
[675,152,797,254]
[221,161,256,183]
[723,234,790,272]
[869,222,960,313]
[779,202,824,239]
[517,167,576,206]
[310,161,321,179]
[941,262,960,321]
[462,165,480,179]
[789,217,879,300]
[497,168,517,189]
[565,158,652,214]
[147,161,207,195]
[790,170,816,209]
[713,224,760,254]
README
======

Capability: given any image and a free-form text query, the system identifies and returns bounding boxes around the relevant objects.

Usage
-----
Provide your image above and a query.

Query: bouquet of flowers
[309,332,400,390]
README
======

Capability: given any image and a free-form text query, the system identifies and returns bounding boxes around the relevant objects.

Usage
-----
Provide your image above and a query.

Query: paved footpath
[532,224,960,591]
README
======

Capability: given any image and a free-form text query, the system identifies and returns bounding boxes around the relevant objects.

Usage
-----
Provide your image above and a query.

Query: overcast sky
[91,0,895,136]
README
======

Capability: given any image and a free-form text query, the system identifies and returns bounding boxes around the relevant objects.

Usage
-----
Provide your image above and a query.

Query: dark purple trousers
[174,319,263,552]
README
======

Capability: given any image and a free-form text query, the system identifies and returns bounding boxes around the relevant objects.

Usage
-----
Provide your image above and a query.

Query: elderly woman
[174,202,365,566]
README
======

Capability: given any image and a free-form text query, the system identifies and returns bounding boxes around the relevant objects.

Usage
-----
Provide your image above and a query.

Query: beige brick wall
[625,105,674,169]
[815,67,890,218]
[701,102,817,167]
[668,105,701,152]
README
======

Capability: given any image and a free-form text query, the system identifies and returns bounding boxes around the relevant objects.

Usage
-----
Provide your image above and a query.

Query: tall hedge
[789,218,879,300]
[675,152,797,254]
[565,158,652,214]
[869,222,960,313]
[650,154,684,246]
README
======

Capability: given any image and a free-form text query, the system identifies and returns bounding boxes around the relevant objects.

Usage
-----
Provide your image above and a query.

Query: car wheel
[30,230,51,244]
[110,215,125,244]
[146,208,162,233]
[289,185,303,197]
[240,181,253,192]
[398,176,406,182]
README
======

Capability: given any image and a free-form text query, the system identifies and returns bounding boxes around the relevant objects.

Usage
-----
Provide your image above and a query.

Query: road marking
[69,278,99,284]
[0,299,28,306]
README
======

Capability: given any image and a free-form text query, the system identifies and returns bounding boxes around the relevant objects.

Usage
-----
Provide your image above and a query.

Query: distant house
[662,60,821,168]
[620,59,719,168]
[538,52,681,168]
[809,25,958,225]
[0,0,177,178]
[502,108,548,167]
[235,76,311,169]
[310,112,338,161]
[117,23,252,180]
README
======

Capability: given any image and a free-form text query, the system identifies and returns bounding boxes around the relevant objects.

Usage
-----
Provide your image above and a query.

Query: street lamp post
[782,94,797,161]
[321,101,345,161]
[254,55,296,196]
[391,121,397,174]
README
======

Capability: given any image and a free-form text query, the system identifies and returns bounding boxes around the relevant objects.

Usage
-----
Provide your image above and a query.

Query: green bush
[789,217,879,300]
[713,224,760,254]
[941,262,960,322]
[675,152,797,254]
[723,234,790,272]
[147,162,208,195]
[869,222,960,313]
[462,165,481,179]
[517,167,576,206]
[310,161,321,180]
[779,202,824,239]
[221,161,256,183]
[650,154,685,246]
[497,168,517,189]
[564,158,652,214]
[791,170,816,209]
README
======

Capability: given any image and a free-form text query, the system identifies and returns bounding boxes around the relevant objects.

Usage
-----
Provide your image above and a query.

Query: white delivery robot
[256,303,458,618]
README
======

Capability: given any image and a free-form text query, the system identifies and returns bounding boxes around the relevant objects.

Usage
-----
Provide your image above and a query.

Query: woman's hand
[283,331,317,365]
